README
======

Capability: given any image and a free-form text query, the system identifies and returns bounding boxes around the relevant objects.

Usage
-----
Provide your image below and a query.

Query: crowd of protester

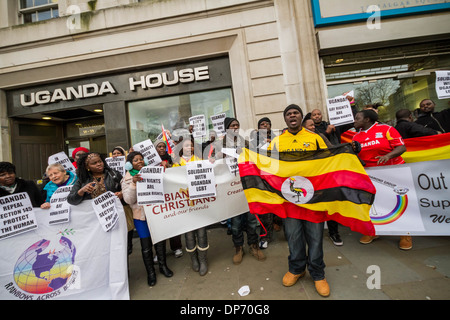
[0,97,448,298]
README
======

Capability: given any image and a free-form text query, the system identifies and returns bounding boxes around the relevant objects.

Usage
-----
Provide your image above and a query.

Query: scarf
[128,169,140,176]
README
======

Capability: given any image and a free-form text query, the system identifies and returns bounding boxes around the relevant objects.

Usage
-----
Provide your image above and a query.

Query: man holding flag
[269,104,330,297]
[238,104,376,298]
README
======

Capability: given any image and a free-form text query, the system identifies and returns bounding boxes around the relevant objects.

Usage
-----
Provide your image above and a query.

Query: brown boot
[399,236,412,250]
[232,246,244,265]
[314,279,330,297]
[360,235,379,244]
[249,243,266,261]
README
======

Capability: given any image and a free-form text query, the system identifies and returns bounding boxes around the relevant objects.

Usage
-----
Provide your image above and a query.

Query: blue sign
[311,0,450,27]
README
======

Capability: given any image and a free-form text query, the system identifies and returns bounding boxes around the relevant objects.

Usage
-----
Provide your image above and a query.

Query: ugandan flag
[401,132,450,163]
[341,131,450,163]
[238,144,376,236]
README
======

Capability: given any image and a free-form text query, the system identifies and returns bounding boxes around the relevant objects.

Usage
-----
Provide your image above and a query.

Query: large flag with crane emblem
[238,144,376,236]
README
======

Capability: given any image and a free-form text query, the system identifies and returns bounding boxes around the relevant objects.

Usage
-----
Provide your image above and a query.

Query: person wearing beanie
[71,147,89,169]
[268,104,330,297]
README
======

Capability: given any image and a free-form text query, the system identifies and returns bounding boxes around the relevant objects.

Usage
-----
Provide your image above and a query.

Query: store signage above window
[129,66,210,91]
[311,0,450,27]
[20,81,117,107]
[13,66,213,108]
[6,57,230,116]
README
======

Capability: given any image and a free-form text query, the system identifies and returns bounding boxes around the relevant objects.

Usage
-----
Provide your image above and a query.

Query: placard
[105,156,126,176]
[210,113,226,136]
[326,96,354,126]
[48,185,73,225]
[48,152,76,173]
[0,193,37,240]
[137,166,165,205]
[435,70,450,99]
[186,160,216,200]
[189,115,206,138]
[91,192,119,232]
[133,139,162,166]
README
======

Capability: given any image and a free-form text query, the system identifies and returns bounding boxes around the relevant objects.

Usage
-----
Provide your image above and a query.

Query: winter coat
[0,178,44,207]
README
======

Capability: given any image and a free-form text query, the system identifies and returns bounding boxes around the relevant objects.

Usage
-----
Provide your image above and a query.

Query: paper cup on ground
[238,285,250,296]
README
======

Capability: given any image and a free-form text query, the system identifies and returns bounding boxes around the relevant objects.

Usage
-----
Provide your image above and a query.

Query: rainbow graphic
[371,195,408,225]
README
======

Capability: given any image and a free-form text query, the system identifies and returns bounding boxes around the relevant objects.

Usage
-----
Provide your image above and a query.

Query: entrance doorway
[10,111,106,182]
[11,119,64,182]
[65,117,107,162]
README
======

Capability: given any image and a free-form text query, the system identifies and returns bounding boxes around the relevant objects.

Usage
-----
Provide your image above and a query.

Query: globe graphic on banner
[13,236,76,294]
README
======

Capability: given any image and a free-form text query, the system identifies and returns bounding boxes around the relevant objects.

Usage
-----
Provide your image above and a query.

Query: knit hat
[224,117,239,129]
[153,139,166,148]
[257,117,271,128]
[72,147,89,159]
[283,104,303,118]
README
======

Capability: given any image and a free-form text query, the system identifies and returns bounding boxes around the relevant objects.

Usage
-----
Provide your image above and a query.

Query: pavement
[127,223,450,301]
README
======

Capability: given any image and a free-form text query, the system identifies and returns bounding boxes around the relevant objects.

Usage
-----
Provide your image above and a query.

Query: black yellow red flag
[238,144,376,236]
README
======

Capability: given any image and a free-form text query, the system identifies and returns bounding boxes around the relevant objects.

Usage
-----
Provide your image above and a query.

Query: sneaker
[314,279,330,297]
[249,243,266,261]
[329,233,343,246]
[259,240,268,249]
[359,235,379,244]
[174,249,183,258]
[399,236,412,250]
[282,271,306,287]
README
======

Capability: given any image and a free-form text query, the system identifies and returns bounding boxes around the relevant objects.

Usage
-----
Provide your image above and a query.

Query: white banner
[367,159,450,236]
[144,161,249,243]
[0,199,129,300]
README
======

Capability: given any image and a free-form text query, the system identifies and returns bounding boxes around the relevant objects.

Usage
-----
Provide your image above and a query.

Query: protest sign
[144,161,249,243]
[435,70,450,99]
[186,160,216,200]
[0,199,129,300]
[189,115,206,138]
[48,152,76,173]
[105,156,125,176]
[367,159,450,236]
[133,139,162,166]
[48,185,73,226]
[137,166,165,205]
[326,96,354,126]
[91,192,119,232]
[0,193,37,241]
[210,113,226,136]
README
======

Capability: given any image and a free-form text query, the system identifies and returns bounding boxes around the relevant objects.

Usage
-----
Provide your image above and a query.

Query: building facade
[0,0,449,181]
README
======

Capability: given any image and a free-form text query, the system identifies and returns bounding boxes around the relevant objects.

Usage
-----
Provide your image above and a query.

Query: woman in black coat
[67,153,122,205]
[0,162,44,207]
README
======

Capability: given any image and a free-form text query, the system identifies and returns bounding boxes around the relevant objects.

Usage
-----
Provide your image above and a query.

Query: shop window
[128,88,235,145]
[20,0,59,23]
[324,42,450,126]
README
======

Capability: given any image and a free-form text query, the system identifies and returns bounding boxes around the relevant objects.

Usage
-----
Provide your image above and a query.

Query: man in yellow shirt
[268,104,330,297]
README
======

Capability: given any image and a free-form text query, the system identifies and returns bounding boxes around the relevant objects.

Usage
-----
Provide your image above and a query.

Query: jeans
[284,217,325,281]
[231,212,258,247]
